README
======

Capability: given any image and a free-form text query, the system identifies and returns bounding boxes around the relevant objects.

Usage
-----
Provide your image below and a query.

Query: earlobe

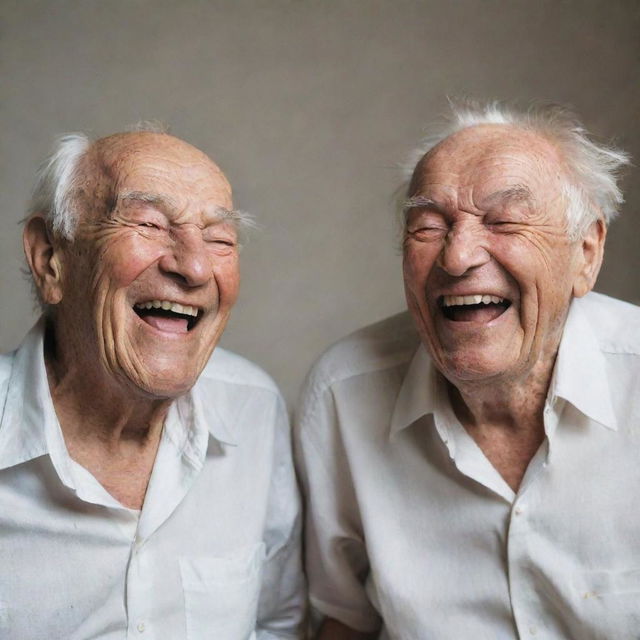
[23,215,64,305]
[572,218,606,298]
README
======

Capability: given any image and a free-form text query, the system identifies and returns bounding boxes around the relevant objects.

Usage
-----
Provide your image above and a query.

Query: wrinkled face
[403,125,597,388]
[53,133,239,398]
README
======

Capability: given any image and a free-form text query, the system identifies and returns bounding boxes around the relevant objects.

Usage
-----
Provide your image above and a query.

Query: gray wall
[1,0,638,404]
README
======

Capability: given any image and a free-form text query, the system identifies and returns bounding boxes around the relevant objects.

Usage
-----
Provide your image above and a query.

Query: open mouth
[133,300,202,333]
[439,294,511,323]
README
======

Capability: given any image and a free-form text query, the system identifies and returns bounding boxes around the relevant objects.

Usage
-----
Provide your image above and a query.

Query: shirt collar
[549,297,617,430]
[389,343,441,438]
[0,319,239,476]
[389,297,617,438]
[187,374,239,450]
[0,317,55,470]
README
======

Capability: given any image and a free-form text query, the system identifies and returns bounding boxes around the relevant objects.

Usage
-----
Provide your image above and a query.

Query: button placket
[126,539,153,638]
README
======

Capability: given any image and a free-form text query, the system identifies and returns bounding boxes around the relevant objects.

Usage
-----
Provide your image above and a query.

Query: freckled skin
[24,132,240,508]
[52,132,238,400]
[318,125,607,639]
[402,124,605,490]
[404,124,595,391]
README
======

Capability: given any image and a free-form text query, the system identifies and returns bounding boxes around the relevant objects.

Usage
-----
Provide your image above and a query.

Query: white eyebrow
[402,196,445,220]
[403,186,535,219]
[119,190,242,222]
[119,191,179,211]
[481,185,535,207]
[403,195,437,208]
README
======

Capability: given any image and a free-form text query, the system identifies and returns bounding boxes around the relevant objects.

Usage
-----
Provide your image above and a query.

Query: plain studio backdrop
[1,0,638,405]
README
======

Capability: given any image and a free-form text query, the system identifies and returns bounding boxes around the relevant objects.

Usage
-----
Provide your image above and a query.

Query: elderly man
[0,129,303,638]
[296,102,638,638]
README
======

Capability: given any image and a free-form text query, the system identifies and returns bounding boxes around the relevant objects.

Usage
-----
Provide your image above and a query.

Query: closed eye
[407,226,447,241]
[486,220,520,232]
[405,208,448,239]
[202,225,237,246]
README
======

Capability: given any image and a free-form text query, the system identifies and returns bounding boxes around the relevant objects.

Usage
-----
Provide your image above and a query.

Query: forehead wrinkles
[77,135,232,221]
[103,136,228,187]
[411,131,565,211]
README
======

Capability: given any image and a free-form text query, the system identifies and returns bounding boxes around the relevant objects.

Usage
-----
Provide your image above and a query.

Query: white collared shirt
[0,319,304,640]
[295,292,640,639]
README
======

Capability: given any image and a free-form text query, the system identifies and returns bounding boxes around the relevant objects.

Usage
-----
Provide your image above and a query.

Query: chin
[125,360,203,399]
[439,351,517,385]
[135,376,197,400]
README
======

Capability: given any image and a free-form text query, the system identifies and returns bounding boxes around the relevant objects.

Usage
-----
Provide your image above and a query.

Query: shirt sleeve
[256,394,307,638]
[293,374,382,633]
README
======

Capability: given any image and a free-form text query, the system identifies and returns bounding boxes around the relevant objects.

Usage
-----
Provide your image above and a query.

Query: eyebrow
[119,191,180,214]
[480,185,535,208]
[402,195,444,215]
[118,190,240,222]
[403,185,535,216]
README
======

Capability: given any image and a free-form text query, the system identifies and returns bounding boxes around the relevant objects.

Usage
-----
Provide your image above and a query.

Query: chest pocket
[180,542,265,640]
[570,568,640,639]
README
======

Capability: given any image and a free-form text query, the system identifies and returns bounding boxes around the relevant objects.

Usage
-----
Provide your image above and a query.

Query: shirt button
[529,624,537,635]
[137,622,145,633]
[514,506,523,516]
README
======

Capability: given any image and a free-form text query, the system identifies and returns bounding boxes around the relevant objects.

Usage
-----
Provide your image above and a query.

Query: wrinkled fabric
[296,292,640,639]
[0,319,304,640]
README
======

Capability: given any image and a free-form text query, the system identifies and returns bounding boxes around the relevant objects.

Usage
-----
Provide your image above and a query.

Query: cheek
[490,236,553,290]
[99,239,162,287]
[403,246,437,293]
[507,241,575,302]
[213,257,240,306]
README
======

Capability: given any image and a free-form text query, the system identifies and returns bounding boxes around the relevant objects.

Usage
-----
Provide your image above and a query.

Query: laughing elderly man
[0,129,303,638]
[296,102,638,638]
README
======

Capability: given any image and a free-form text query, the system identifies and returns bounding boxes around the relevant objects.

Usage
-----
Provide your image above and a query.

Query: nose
[158,226,211,287]
[437,223,490,276]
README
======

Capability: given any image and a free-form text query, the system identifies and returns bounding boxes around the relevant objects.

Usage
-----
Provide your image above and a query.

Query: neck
[448,375,547,433]
[44,319,173,449]
[446,358,556,492]
[43,324,174,509]
[45,352,171,451]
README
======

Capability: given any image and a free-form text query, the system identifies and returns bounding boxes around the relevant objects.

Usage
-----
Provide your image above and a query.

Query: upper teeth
[134,300,199,317]
[442,294,504,307]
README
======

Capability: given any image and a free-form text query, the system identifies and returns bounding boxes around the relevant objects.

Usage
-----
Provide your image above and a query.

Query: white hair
[25,122,254,241]
[403,100,631,238]
[26,133,92,240]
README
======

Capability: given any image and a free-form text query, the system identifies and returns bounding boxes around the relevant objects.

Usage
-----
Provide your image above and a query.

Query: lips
[439,293,511,323]
[133,299,203,333]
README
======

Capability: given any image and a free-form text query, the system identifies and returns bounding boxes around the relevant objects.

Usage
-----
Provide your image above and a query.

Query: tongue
[143,315,189,333]
[448,303,506,323]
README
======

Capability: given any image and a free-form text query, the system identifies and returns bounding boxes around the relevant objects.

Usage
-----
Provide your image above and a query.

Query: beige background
[1,0,638,404]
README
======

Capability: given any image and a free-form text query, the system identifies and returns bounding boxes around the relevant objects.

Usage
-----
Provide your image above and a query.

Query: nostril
[158,248,210,287]
[438,242,490,277]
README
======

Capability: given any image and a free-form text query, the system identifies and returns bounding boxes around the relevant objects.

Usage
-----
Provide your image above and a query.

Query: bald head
[26,128,248,243]
[409,124,565,198]
[92,131,230,192]
[73,132,233,229]
[403,101,630,239]
[23,127,244,397]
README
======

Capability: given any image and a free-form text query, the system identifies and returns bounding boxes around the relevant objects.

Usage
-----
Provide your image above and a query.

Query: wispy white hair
[26,133,92,240]
[25,121,254,241]
[403,100,631,238]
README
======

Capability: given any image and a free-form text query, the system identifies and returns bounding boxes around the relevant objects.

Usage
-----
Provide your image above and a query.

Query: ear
[23,215,65,305]
[572,218,606,298]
